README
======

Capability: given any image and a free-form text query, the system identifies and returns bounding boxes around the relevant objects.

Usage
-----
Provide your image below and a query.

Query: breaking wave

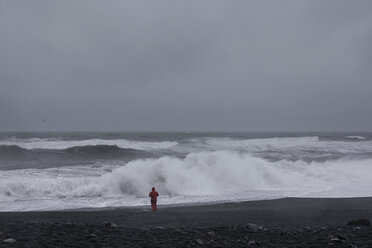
[203,136,372,155]
[0,145,149,170]
[345,136,366,140]
[1,151,372,208]
[0,138,177,150]
[0,145,144,158]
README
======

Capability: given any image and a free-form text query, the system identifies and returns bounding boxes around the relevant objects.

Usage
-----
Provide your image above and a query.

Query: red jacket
[149,189,159,200]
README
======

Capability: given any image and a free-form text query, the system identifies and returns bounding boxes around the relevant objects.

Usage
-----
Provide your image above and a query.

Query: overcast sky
[0,0,371,132]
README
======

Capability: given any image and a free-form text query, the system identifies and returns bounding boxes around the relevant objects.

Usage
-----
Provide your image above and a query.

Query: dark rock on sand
[247,240,261,246]
[336,234,346,240]
[195,238,203,245]
[3,238,16,243]
[88,233,96,238]
[103,221,118,227]
[352,226,361,231]
[313,225,327,233]
[244,223,261,232]
[347,218,371,226]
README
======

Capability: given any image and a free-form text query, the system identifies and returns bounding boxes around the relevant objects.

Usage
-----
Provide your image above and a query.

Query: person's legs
[151,200,157,211]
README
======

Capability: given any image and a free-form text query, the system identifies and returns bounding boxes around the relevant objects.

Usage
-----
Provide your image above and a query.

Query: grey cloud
[0,0,371,131]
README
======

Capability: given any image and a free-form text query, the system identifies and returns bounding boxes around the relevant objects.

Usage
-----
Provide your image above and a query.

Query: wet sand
[0,197,372,247]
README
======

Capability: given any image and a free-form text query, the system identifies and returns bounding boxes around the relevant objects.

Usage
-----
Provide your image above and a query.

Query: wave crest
[345,136,366,140]
[0,138,177,150]
[3,151,372,202]
[0,145,143,158]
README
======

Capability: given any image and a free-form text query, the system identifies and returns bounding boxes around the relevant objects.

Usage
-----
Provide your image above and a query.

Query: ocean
[0,132,372,212]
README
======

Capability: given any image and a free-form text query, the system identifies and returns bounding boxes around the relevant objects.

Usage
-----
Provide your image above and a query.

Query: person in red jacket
[149,187,159,211]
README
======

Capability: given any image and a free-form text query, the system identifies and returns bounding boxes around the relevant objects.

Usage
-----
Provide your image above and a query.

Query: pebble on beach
[3,238,16,243]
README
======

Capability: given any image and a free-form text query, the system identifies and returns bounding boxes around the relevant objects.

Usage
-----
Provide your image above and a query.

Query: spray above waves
[2,151,372,211]
[94,151,372,197]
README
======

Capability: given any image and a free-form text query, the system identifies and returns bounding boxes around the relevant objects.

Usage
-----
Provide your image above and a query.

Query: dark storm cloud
[1,0,371,131]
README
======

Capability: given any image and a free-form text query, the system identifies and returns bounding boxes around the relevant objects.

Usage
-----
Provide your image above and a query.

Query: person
[149,187,159,211]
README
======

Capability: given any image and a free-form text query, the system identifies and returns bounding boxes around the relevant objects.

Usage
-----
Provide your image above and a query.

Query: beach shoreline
[1,197,372,247]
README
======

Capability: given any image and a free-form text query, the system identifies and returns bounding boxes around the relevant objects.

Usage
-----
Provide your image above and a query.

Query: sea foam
[1,150,372,211]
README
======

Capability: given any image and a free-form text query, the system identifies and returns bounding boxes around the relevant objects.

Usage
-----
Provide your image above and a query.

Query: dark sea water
[0,132,372,211]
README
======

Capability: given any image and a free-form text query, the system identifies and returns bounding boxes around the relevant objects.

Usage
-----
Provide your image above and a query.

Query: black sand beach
[1,197,372,247]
